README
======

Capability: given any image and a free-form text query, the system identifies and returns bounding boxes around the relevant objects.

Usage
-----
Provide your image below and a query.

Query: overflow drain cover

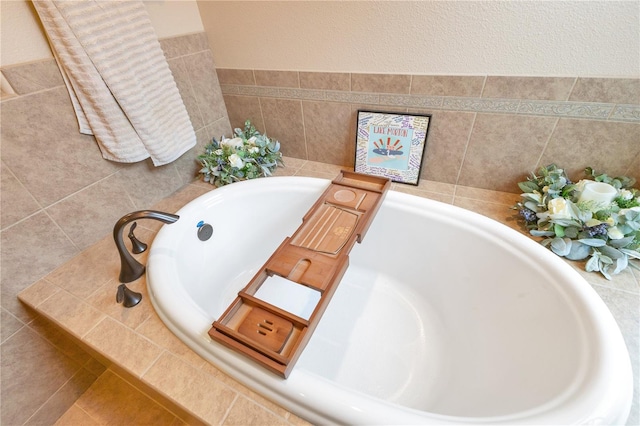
[197,222,213,241]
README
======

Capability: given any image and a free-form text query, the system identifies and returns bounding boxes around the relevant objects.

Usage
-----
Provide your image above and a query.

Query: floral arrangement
[514,164,640,279]
[198,120,284,187]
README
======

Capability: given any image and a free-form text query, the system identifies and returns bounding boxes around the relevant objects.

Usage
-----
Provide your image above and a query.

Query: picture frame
[354,110,431,185]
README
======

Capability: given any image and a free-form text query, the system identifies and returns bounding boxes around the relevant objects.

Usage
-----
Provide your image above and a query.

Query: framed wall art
[354,110,431,185]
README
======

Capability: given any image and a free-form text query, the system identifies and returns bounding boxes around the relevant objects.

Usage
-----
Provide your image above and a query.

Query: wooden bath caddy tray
[209,171,390,378]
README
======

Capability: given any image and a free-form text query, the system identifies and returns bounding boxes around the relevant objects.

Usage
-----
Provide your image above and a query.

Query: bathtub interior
[149,177,620,420]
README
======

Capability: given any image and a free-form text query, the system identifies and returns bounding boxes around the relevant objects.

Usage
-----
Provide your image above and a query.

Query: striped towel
[32,1,196,166]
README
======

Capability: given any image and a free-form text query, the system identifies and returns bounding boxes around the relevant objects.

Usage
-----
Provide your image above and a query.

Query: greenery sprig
[198,120,284,187]
[514,164,640,279]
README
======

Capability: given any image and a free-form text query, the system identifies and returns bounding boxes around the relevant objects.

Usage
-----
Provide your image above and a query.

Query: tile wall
[0,32,231,424]
[219,70,639,193]
[1,28,639,425]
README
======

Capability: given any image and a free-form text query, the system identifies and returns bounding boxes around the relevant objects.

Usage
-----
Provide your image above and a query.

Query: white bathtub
[147,176,632,425]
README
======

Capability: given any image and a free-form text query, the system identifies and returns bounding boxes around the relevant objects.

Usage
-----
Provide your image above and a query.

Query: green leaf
[518,181,539,193]
[578,238,607,247]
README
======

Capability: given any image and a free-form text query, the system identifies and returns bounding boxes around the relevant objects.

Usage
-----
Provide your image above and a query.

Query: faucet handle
[116,283,142,307]
[128,222,147,254]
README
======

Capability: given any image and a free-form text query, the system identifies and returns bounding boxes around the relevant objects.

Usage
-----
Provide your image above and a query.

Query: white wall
[0,0,204,67]
[198,0,640,77]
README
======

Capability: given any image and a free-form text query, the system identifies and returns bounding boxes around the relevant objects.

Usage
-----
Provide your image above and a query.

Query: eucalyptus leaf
[585,255,600,272]
[620,248,640,260]
[518,181,539,193]
[614,255,628,275]
[609,236,634,248]
[550,237,571,257]
[578,238,607,247]
[598,245,623,260]
[565,241,591,260]
[531,230,556,237]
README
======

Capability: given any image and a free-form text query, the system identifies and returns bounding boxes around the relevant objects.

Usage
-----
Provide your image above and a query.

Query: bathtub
[147,176,632,425]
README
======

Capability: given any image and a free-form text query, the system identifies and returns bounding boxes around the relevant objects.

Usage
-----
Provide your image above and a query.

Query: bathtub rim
[146,176,633,425]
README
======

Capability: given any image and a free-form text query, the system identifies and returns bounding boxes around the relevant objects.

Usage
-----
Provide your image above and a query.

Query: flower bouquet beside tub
[198,120,284,187]
[514,164,640,279]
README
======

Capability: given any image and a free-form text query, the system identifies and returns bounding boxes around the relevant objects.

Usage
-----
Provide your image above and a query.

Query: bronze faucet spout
[113,210,179,307]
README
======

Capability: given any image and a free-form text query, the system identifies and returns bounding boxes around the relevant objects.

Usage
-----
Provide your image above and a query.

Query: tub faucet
[113,210,179,307]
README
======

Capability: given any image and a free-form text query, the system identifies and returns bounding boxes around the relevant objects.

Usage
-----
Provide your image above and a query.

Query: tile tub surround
[219,69,639,192]
[18,160,640,425]
[1,32,232,424]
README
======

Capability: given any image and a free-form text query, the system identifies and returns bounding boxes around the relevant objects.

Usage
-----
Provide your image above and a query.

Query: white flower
[607,226,625,240]
[214,149,223,156]
[221,137,244,149]
[249,146,260,154]
[548,197,575,220]
[619,189,633,200]
[542,185,549,193]
[228,154,244,168]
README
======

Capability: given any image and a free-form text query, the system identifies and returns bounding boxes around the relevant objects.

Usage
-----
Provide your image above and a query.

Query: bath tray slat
[209,171,390,378]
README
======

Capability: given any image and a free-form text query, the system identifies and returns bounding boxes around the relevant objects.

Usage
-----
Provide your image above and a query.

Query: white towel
[32,1,196,166]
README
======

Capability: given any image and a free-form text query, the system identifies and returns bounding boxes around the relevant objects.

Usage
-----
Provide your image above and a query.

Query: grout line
[452,111,478,197]
[533,117,560,171]
[219,392,241,426]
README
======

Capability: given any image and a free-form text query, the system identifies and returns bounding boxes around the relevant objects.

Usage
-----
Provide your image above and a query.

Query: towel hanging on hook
[32,0,196,166]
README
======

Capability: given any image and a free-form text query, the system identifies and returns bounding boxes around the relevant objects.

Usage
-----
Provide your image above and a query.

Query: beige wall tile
[217,68,256,85]
[168,57,205,130]
[223,94,265,131]
[302,101,354,166]
[569,78,640,104]
[626,151,640,177]
[76,370,180,425]
[45,236,120,300]
[261,98,307,159]
[255,70,299,87]
[1,162,40,230]
[483,76,575,101]
[352,73,411,94]
[299,71,350,91]
[1,87,121,207]
[1,59,64,94]
[1,327,83,425]
[174,127,213,185]
[183,51,227,125]
[411,75,484,97]
[458,113,557,193]
[160,33,210,59]
[539,119,640,179]
[114,160,184,210]
[413,110,475,184]
[143,352,237,424]
[84,317,163,376]
[46,175,137,251]
[2,212,79,320]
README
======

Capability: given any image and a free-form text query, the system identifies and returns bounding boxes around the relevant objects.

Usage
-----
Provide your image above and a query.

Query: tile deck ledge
[17,160,637,425]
